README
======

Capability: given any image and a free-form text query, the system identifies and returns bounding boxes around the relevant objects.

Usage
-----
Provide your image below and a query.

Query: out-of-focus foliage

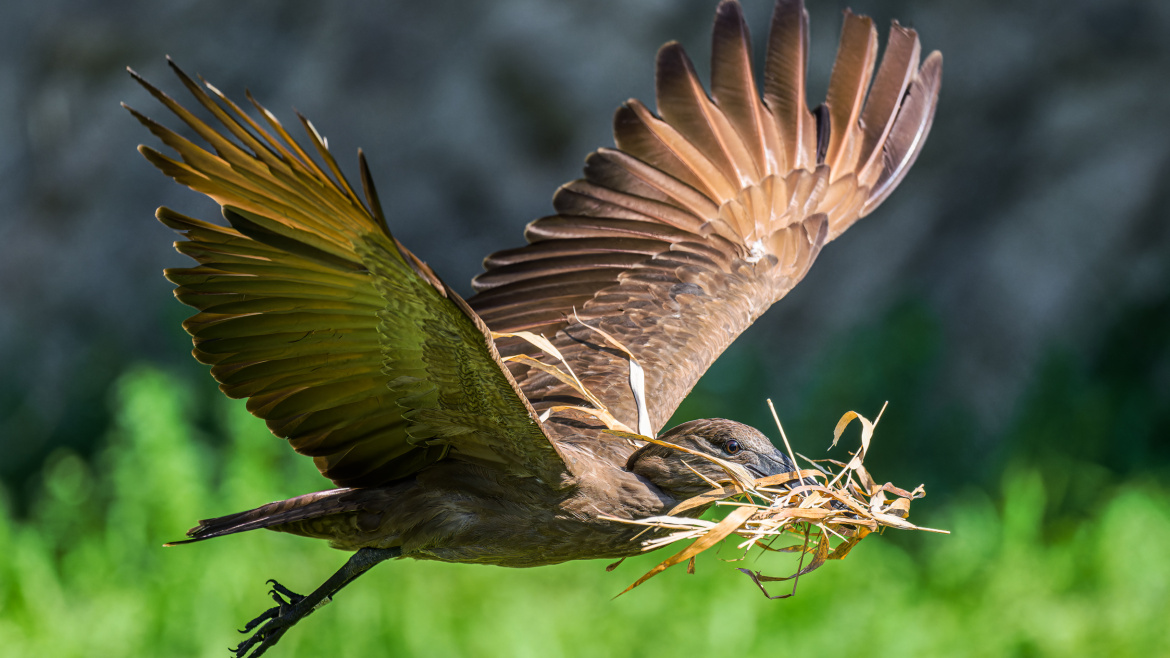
[2,368,1167,657]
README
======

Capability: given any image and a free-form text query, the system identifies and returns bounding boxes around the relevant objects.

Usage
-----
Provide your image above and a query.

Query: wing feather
[856,23,922,187]
[710,0,782,177]
[823,11,878,175]
[864,50,943,214]
[763,0,815,172]
[656,42,760,186]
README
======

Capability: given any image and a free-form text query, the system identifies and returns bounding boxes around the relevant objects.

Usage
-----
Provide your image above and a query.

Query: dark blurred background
[2,0,1169,653]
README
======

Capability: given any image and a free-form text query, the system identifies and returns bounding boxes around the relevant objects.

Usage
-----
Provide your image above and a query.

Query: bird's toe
[231,580,307,657]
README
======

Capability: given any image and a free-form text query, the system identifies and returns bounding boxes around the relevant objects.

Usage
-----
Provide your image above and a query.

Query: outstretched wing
[128,62,569,488]
[468,0,942,435]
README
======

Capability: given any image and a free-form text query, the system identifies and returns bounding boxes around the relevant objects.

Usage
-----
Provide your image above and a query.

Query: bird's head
[625,418,796,501]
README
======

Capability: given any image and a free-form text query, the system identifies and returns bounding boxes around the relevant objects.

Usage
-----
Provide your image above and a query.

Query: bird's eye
[724,440,742,455]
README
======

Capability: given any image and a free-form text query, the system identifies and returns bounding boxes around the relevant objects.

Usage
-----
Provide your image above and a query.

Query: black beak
[746,452,796,479]
[752,451,854,520]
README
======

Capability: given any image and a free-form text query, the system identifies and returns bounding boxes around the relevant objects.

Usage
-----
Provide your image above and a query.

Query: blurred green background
[3,367,1168,656]
[2,0,1169,656]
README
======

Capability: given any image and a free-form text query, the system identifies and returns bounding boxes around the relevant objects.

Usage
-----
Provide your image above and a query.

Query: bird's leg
[232,547,401,658]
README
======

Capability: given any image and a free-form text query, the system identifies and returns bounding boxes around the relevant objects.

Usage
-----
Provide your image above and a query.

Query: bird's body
[127,0,941,653]
[271,463,661,566]
[235,455,662,567]
[193,419,772,567]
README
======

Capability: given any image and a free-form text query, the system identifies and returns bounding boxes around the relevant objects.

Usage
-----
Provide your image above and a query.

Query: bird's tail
[165,488,364,545]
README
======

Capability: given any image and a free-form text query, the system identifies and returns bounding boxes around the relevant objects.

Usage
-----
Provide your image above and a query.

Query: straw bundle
[493,325,946,598]
[610,403,948,598]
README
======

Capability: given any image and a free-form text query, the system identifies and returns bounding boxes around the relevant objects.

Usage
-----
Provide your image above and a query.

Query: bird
[126,0,940,655]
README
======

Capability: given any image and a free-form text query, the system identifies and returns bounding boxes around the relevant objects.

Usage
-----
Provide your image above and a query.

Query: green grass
[2,367,1168,657]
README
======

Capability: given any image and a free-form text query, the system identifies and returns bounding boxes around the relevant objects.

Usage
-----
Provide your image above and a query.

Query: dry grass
[494,326,947,598]
[610,402,948,597]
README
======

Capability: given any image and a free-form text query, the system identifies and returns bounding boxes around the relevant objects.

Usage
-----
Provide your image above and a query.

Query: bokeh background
[2,0,1168,655]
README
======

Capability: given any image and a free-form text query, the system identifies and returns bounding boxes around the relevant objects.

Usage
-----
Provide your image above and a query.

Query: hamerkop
[126,0,940,654]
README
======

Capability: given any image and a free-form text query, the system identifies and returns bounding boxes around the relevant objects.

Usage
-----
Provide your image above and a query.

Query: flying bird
[126,0,940,655]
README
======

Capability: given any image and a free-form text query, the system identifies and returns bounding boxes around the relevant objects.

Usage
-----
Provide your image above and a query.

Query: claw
[232,582,306,657]
[238,605,278,634]
[268,580,304,603]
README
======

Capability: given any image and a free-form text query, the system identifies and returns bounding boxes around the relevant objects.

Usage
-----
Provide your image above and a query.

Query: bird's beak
[746,452,795,479]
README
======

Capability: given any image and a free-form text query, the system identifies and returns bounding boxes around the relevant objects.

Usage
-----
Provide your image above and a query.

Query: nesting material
[493,318,651,438]
[609,402,949,598]
[494,325,946,598]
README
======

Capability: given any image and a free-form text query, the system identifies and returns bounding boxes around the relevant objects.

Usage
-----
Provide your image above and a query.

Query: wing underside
[469,0,942,436]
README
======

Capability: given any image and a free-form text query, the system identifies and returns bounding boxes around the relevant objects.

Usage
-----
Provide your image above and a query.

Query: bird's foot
[226,548,400,657]
[232,580,314,658]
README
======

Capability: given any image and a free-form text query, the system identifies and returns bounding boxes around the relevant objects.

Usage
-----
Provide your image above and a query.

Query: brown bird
[126,0,940,655]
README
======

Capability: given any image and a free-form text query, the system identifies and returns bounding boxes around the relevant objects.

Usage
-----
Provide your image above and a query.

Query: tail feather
[165,488,362,545]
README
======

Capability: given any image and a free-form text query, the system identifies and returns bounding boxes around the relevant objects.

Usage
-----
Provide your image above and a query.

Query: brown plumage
[126,1,941,655]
